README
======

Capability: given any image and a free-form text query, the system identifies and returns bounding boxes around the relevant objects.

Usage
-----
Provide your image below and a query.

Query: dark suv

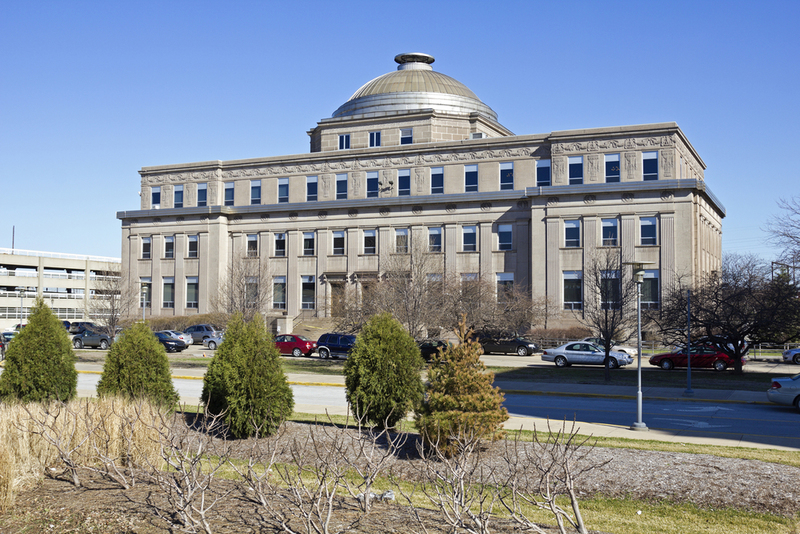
[184,324,222,344]
[72,329,112,350]
[316,333,356,359]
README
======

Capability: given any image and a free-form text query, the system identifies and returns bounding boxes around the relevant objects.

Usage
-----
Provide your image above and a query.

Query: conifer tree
[416,318,508,455]
[0,298,77,402]
[96,321,179,407]
[201,313,293,438]
[344,312,425,428]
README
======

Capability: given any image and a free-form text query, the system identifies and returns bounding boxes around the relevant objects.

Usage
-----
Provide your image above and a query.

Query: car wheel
[319,348,330,359]
[73,339,83,349]
[516,346,529,356]
[713,360,727,372]
[660,359,674,370]
[292,348,303,358]
[100,339,109,350]
[208,341,217,350]
[554,355,568,368]
[608,358,619,369]
[794,354,800,365]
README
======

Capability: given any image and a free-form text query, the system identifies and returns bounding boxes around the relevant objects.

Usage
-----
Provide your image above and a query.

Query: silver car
[160,330,193,346]
[782,348,800,365]
[203,333,224,350]
[541,342,633,368]
[767,373,800,412]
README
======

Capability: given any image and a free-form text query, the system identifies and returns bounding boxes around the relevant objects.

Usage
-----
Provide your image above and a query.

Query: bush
[416,319,508,455]
[201,314,293,438]
[344,312,425,428]
[0,298,77,403]
[96,322,179,407]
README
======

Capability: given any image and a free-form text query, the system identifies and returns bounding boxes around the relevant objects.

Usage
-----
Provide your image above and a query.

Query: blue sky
[1,0,797,260]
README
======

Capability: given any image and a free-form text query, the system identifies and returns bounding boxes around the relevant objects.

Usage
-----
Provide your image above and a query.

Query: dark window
[188,236,198,258]
[163,277,175,308]
[400,128,412,145]
[429,227,442,252]
[465,165,478,192]
[336,174,347,200]
[537,160,551,186]
[278,179,288,203]
[251,181,262,205]
[565,220,580,248]
[303,232,315,256]
[605,154,620,183]
[333,231,345,255]
[301,275,315,309]
[307,177,318,201]
[273,276,286,309]
[142,238,151,260]
[642,271,659,308]
[197,184,207,207]
[601,272,621,310]
[164,236,174,259]
[151,186,161,208]
[498,225,512,251]
[641,217,657,245]
[369,131,381,147]
[563,272,582,310]
[398,170,410,196]
[247,235,258,257]
[364,230,376,254]
[602,219,618,247]
[186,277,199,308]
[339,134,350,150]
[569,156,583,185]
[431,167,444,194]
[275,233,286,257]
[224,183,234,206]
[174,185,183,208]
[367,172,379,198]
[643,151,658,180]
[500,163,514,190]
[463,226,477,252]
[395,229,409,253]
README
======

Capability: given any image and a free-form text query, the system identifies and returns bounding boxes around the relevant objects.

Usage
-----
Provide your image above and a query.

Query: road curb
[499,388,772,405]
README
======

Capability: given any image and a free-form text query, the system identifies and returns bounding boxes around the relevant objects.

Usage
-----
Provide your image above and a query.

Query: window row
[141,235,198,260]
[563,217,658,248]
[139,276,199,309]
[563,270,660,310]
[337,128,410,151]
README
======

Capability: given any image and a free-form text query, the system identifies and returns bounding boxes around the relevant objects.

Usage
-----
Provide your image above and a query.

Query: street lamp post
[622,261,653,432]
[15,286,25,327]
[685,289,694,397]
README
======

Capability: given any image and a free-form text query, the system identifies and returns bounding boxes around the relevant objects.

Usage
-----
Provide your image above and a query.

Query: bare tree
[212,256,272,323]
[86,263,138,336]
[766,195,800,266]
[574,249,638,382]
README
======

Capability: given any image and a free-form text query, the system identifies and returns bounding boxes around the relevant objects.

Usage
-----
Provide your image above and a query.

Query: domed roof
[332,53,498,121]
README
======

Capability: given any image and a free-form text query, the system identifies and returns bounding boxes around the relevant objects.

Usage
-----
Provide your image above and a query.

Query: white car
[582,337,639,357]
[542,342,633,368]
[767,374,800,412]
[782,348,800,365]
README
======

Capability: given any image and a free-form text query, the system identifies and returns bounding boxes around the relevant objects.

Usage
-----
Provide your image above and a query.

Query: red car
[275,334,317,357]
[649,346,742,372]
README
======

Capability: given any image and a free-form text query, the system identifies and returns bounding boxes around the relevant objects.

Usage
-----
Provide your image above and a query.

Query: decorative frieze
[552,135,675,155]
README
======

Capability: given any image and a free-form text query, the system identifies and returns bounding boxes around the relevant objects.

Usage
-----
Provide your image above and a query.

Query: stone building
[116,53,724,334]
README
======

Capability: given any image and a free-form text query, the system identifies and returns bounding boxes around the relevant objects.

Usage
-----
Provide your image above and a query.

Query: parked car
[155,331,188,352]
[72,329,113,350]
[61,320,71,330]
[541,342,633,368]
[69,321,97,334]
[0,331,14,359]
[582,337,638,356]
[203,333,224,350]
[316,333,356,359]
[782,348,800,365]
[418,339,452,361]
[160,330,193,346]
[275,334,317,357]
[648,346,741,372]
[478,336,539,356]
[766,373,800,412]
[184,324,222,344]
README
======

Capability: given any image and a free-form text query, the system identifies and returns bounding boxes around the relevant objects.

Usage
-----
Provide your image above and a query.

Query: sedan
[541,342,633,368]
[782,348,800,365]
[418,340,452,361]
[155,331,188,352]
[275,334,317,357]
[582,337,638,356]
[649,346,740,372]
[767,373,800,412]
[203,333,224,350]
[479,337,539,356]
[160,330,193,346]
[72,330,112,350]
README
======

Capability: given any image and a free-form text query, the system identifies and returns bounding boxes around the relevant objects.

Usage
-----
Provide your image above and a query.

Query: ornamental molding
[551,135,675,155]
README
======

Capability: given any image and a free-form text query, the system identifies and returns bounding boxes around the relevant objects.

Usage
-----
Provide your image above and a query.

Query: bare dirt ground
[1,418,798,534]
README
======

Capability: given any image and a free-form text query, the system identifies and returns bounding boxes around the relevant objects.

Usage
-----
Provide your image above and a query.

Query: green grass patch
[279,358,346,376]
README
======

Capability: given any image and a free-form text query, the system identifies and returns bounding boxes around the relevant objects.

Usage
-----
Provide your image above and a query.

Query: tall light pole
[622,261,653,432]
[685,289,694,397]
[15,286,25,327]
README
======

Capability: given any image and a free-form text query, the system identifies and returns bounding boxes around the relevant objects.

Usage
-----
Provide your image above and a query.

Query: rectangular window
[463,225,477,252]
[369,131,381,147]
[395,228,409,253]
[162,277,175,308]
[363,230,376,255]
[186,277,199,308]
[400,128,413,145]
[537,159,551,186]
[197,183,207,207]
[431,167,444,194]
[245,277,259,309]
[142,237,151,260]
[462,273,478,282]
[140,277,151,308]
[303,232,315,256]
[601,270,621,310]
[568,156,583,185]
[367,171,379,198]
[277,178,288,203]
[642,270,660,309]
[498,224,512,251]
[643,151,658,180]
[274,233,286,257]
[247,234,258,257]
[563,271,582,310]
[224,182,234,206]
[601,219,618,246]
[565,220,581,248]
[164,236,174,259]
[338,134,350,150]
[398,169,411,196]
[332,231,345,255]
[301,275,315,309]
[428,227,442,252]
[273,276,286,309]
[497,273,514,302]
[465,164,478,192]
[251,180,262,205]
[336,173,347,200]
[641,217,657,245]
[605,154,620,183]
[151,186,161,209]
[306,176,318,201]
[500,162,514,190]
[174,185,183,208]
[188,235,198,258]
